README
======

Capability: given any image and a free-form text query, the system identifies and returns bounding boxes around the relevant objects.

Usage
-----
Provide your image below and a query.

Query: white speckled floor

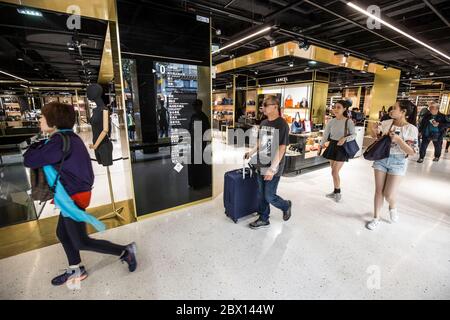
[0,144,449,299]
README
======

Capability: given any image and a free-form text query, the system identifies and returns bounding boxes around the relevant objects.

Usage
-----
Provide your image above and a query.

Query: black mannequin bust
[87,83,113,166]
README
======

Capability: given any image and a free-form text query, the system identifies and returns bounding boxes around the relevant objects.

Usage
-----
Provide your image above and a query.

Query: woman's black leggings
[56,214,126,266]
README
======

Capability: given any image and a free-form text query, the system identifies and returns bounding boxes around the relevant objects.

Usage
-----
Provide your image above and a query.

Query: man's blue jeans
[256,172,289,222]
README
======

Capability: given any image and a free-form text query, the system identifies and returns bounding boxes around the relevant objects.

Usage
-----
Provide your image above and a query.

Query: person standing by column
[24,102,137,286]
[320,100,356,202]
[367,100,418,230]
[245,96,292,229]
[417,101,449,163]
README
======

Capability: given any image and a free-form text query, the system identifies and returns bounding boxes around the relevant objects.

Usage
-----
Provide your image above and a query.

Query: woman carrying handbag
[366,100,418,230]
[319,100,356,202]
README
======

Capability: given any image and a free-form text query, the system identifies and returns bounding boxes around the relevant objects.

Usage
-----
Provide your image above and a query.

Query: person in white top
[366,100,419,230]
[320,100,356,202]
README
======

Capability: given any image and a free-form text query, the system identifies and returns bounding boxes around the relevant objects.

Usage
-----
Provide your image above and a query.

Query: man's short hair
[263,95,280,107]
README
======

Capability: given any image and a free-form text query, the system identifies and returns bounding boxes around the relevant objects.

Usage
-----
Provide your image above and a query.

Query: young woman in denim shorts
[366,100,419,230]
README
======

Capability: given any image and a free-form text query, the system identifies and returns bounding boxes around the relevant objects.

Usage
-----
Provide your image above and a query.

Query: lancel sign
[275,77,288,83]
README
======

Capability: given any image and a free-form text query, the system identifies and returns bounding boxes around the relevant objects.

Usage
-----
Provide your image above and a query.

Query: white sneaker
[366,219,380,230]
[389,208,399,223]
[326,192,336,199]
[334,193,342,202]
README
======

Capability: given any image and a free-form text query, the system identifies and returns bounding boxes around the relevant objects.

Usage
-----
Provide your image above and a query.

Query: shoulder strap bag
[342,119,360,159]
[363,121,394,161]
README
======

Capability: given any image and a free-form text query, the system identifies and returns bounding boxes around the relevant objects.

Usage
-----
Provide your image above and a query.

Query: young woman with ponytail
[366,100,418,230]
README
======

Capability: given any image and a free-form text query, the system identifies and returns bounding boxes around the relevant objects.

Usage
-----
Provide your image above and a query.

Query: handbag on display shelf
[290,112,303,134]
[284,95,293,108]
[342,119,360,159]
[363,122,394,161]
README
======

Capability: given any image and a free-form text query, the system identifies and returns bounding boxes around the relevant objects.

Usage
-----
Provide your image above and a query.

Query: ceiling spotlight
[429,72,435,76]
[308,60,317,65]
[361,70,367,73]
[254,70,258,75]
[304,67,310,71]
[414,65,419,69]
[297,38,310,51]
[34,68,39,71]
[345,85,348,87]
[364,62,369,67]
[215,29,221,36]
[288,61,294,67]
[343,52,350,58]
[383,65,388,70]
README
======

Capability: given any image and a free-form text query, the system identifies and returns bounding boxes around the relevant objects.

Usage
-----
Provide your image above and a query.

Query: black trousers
[419,137,443,159]
[56,214,125,266]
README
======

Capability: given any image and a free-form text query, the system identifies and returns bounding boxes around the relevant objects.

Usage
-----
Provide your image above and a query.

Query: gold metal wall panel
[370,66,401,120]
[98,24,114,84]
[311,82,329,125]
[216,41,377,74]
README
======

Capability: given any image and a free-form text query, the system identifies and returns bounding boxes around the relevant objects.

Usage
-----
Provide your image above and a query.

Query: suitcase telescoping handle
[242,159,253,179]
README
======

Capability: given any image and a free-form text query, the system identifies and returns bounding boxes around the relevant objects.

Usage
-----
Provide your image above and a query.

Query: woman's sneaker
[389,208,399,223]
[325,192,336,199]
[366,219,380,230]
[51,266,88,286]
[334,193,342,202]
[120,242,137,272]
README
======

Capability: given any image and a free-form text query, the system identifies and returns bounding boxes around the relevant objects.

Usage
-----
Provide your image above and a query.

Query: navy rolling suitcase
[224,165,259,223]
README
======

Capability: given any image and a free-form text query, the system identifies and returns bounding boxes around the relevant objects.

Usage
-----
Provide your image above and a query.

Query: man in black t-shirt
[245,96,292,229]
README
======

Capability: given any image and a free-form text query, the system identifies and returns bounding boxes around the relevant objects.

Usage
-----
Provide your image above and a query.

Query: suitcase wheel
[233,218,238,223]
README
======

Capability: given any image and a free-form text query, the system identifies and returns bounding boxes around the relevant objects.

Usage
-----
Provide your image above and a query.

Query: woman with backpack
[24,102,137,286]
[366,100,418,230]
[320,100,356,202]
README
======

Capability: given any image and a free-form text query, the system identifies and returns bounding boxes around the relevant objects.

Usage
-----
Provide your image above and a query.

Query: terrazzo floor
[0,145,449,299]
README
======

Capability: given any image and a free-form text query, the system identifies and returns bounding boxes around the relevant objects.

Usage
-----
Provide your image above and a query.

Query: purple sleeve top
[24,132,95,196]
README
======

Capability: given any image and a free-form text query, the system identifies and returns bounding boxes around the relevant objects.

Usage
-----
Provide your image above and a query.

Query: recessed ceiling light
[212,26,272,54]
[288,61,294,67]
[17,8,43,17]
[347,2,450,61]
